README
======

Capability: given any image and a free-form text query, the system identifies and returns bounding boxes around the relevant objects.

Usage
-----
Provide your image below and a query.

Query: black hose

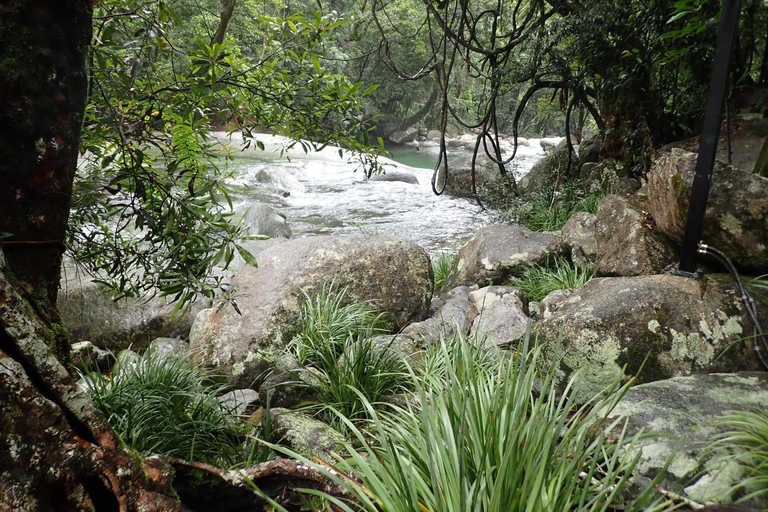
[698,243,768,370]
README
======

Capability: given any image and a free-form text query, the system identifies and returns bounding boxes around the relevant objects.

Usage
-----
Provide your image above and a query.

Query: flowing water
[219,133,556,255]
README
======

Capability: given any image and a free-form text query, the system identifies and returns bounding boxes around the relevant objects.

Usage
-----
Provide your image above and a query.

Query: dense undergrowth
[81,284,767,510]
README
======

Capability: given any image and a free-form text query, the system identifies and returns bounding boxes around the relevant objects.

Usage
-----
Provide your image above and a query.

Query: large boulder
[580,158,640,195]
[253,167,306,195]
[443,225,565,289]
[58,262,207,352]
[368,170,419,185]
[190,236,433,387]
[594,195,678,277]
[438,152,507,198]
[562,212,596,269]
[647,148,768,273]
[608,372,768,508]
[534,274,764,403]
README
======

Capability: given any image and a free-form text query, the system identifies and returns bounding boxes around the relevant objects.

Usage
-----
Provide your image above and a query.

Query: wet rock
[647,148,768,273]
[190,236,433,387]
[594,195,678,277]
[253,167,306,195]
[270,408,345,461]
[368,170,419,185]
[241,203,292,239]
[534,274,764,403]
[607,372,768,509]
[437,152,508,198]
[443,225,565,289]
[562,211,596,269]
[468,286,529,348]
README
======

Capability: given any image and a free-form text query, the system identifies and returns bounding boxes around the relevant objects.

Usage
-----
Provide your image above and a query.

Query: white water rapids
[217,133,557,255]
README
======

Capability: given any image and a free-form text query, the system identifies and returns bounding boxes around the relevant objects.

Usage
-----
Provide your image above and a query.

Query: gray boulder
[368,170,419,185]
[608,372,768,508]
[218,389,260,417]
[443,225,565,289]
[594,195,678,277]
[401,286,471,345]
[241,203,291,239]
[58,262,207,353]
[562,212,596,269]
[438,152,508,199]
[534,274,764,403]
[70,341,111,372]
[468,286,529,348]
[190,236,433,387]
[258,353,317,409]
[647,148,768,273]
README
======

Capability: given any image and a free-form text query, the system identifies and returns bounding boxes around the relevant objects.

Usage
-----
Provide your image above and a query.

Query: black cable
[698,243,768,370]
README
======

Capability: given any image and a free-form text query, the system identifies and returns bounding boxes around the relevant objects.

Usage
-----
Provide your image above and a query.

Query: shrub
[510,255,593,302]
[82,351,244,466]
[270,334,672,512]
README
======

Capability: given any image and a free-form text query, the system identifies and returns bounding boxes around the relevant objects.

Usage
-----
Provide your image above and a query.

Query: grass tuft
[268,333,672,512]
[82,351,244,466]
[510,255,593,302]
[431,252,454,290]
[705,408,768,502]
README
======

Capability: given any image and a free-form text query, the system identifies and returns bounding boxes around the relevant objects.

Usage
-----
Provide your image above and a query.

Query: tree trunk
[0,2,348,509]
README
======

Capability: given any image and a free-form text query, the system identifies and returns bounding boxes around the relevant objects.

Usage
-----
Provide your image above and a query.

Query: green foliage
[509,256,593,302]
[705,408,768,502]
[746,275,768,307]
[72,0,385,309]
[431,252,454,290]
[290,284,388,365]
[289,285,408,427]
[271,335,672,512]
[82,351,244,466]
[489,182,605,232]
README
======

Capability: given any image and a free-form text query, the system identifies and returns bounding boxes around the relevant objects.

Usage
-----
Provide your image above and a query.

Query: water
[218,133,554,255]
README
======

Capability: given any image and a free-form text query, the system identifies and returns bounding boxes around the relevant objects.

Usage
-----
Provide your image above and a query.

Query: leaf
[236,244,258,267]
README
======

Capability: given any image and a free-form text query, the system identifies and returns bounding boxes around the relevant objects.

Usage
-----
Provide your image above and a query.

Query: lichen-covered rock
[402,286,471,345]
[241,203,292,239]
[534,274,764,402]
[258,353,317,409]
[443,225,565,289]
[580,158,640,194]
[468,286,529,348]
[269,408,345,461]
[594,195,677,277]
[606,372,768,508]
[562,211,596,269]
[218,389,260,417]
[647,148,768,273]
[190,236,433,387]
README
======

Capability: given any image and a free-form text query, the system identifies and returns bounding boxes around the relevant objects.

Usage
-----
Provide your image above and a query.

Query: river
[217,133,556,256]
